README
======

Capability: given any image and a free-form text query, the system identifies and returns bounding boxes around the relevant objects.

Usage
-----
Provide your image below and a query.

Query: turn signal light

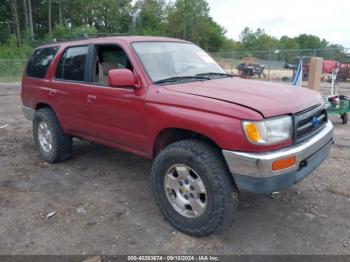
[245,123,261,143]
[272,156,296,171]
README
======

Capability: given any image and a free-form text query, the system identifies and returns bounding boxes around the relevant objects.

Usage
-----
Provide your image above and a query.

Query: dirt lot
[0,82,349,255]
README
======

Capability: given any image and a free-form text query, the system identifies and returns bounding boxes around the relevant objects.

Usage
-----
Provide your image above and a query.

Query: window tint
[26,46,59,78]
[55,46,89,81]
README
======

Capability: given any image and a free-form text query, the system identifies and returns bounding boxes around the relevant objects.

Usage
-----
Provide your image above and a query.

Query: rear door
[22,46,60,109]
[49,45,94,137]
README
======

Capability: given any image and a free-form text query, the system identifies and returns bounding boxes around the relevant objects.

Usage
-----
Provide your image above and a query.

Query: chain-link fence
[0,59,27,82]
[211,48,350,82]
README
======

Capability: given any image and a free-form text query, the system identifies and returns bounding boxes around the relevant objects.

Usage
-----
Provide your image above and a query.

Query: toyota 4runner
[21,36,333,236]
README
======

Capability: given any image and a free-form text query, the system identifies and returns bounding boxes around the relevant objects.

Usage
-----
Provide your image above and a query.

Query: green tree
[295,34,328,50]
[133,0,167,35]
[238,27,278,59]
[221,38,238,52]
[0,0,12,44]
[166,0,226,51]
[239,27,278,51]
[88,0,133,33]
[1,0,348,59]
[279,36,299,50]
[278,36,300,63]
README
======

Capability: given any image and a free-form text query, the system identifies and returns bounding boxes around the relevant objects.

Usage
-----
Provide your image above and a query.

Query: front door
[84,44,148,156]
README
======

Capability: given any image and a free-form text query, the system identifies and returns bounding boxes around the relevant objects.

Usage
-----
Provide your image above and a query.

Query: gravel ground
[0,82,349,255]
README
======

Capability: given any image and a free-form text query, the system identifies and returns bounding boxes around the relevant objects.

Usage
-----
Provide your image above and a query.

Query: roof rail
[51,32,130,43]
[81,33,130,38]
[52,37,86,43]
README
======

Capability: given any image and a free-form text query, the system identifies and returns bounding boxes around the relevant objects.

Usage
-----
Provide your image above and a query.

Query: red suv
[21,36,333,236]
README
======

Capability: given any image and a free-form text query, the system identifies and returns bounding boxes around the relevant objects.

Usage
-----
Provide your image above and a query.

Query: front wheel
[151,139,238,236]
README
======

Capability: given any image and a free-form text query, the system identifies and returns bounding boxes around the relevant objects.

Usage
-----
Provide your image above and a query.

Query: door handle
[48,89,57,96]
[87,95,97,103]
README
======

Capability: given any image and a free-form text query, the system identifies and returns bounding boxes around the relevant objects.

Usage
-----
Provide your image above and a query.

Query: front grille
[294,105,327,144]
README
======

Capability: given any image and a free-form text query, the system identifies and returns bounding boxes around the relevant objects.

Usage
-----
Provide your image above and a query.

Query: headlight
[242,116,292,145]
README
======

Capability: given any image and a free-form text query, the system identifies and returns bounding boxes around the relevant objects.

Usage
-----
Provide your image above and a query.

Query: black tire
[341,113,348,124]
[151,139,238,236]
[33,108,72,163]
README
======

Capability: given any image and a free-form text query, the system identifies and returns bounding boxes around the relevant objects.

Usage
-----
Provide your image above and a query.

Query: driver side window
[93,45,133,85]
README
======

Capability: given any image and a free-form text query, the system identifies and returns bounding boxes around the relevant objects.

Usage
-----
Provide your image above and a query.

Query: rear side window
[55,46,89,82]
[26,46,59,78]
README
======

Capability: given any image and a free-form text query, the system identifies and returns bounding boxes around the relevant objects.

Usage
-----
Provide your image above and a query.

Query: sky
[207,0,350,47]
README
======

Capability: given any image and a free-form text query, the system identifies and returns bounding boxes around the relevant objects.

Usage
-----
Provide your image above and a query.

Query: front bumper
[222,120,333,194]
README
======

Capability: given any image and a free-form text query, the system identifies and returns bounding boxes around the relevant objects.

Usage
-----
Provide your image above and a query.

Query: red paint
[21,36,324,159]
[108,69,137,88]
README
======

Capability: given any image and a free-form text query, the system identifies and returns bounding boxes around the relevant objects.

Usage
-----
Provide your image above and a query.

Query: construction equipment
[236,57,265,78]
[325,67,349,124]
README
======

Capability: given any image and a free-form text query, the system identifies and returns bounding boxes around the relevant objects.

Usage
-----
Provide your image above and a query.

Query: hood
[163,78,322,118]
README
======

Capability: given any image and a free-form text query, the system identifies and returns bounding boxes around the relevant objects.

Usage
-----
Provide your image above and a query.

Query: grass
[0,75,22,83]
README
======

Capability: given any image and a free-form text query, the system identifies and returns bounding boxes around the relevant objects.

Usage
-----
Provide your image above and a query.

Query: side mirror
[108,69,137,88]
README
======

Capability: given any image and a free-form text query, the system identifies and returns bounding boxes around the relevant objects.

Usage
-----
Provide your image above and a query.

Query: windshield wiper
[196,72,235,78]
[153,76,210,84]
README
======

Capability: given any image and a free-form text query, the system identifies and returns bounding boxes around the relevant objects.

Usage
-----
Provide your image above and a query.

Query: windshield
[132,42,226,83]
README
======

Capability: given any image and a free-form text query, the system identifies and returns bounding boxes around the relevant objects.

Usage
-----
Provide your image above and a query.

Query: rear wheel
[33,108,72,163]
[151,139,238,236]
